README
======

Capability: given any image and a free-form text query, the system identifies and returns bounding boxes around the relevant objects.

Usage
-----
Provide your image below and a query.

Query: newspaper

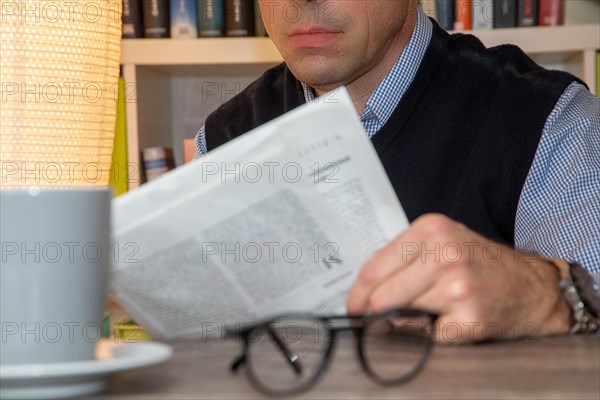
[110,88,409,340]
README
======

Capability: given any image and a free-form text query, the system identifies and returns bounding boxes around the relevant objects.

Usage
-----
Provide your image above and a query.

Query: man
[196,1,599,342]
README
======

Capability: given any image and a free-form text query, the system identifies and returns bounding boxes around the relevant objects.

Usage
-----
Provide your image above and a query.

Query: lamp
[0,2,122,397]
[1,0,122,187]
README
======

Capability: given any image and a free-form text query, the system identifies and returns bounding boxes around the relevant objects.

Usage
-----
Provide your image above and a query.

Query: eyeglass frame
[227,308,439,396]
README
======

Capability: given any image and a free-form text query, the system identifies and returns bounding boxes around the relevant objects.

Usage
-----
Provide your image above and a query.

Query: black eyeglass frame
[228,308,438,397]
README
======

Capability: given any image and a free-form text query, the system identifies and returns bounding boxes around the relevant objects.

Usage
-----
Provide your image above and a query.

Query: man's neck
[313,10,418,115]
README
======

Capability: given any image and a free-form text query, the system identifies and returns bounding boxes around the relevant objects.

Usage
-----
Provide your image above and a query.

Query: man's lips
[288,28,342,48]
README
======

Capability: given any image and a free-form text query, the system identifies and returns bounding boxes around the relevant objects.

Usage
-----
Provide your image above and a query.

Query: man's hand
[346,214,572,343]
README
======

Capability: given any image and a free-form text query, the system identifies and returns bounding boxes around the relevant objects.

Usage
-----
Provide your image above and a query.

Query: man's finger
[348,214,465,313]
[408,276,474,313]
[355,258,439,313]
[347,245,415,313]
[347,227,428,312]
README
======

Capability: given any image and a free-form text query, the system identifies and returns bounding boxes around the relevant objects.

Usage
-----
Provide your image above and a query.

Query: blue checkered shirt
[195,8,600,275]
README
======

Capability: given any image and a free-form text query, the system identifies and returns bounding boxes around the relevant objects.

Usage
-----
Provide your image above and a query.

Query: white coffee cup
[0,188,111,365]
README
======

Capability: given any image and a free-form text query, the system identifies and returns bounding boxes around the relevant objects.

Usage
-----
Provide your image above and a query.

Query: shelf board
[121,24,599,66]
[453,24,600,54]
[121,37,282,65]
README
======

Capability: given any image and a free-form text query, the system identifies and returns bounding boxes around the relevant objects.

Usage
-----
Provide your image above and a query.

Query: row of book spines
[427,0,565,31]
[123,0,267,39]
[141,141,195,183]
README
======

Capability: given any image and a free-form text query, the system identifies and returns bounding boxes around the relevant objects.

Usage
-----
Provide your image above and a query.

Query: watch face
[571,263,600,317]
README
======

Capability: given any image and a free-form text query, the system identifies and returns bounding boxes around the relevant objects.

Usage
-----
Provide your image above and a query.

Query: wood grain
[87,335,599,399]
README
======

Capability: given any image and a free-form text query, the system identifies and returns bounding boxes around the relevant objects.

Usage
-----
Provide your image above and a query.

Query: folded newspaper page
[111,88,409,340]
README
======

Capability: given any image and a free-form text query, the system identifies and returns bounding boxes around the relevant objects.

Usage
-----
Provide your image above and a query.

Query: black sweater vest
[205,21,581,244]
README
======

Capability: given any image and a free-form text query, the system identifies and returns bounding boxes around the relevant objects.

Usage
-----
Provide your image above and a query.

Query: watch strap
[545,258,598,334]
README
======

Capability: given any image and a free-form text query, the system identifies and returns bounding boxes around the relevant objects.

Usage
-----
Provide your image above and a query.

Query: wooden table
[90,335,599,399]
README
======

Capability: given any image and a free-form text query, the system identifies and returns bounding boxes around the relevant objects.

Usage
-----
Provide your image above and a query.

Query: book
[110,77,129,197]
[198,0,225,37]
[122,0,144,38]
[142,147,175,182]
[518,0,538,27]
[254,0,267,37]
[421,0,437,20]
[454,0,471,31]
[142,0,170,38]
[170,0,198,38]
[494,0,517,28]
[183,138,196,163]
[225,0,255,37]
[539,0,565,26]
[435,0,454,30]
[473,0,493,30]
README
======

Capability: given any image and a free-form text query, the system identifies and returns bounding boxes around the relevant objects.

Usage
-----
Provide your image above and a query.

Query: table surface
[89,335,599,400]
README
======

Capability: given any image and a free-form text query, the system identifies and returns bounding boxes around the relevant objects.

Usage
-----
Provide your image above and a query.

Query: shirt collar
[301,6,432,126]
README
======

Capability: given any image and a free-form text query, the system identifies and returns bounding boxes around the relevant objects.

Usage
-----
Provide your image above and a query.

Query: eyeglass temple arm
[229,327,303,375]
[268,326,303,375]
[230,354,246,373]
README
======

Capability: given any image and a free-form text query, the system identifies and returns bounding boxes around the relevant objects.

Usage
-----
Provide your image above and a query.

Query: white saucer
[0,339,173,399]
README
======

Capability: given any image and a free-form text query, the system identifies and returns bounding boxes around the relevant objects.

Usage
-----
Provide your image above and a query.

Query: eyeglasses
[228,309,438,396]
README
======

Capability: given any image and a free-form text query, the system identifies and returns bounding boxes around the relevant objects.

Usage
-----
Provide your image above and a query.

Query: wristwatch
[546,258,600,334]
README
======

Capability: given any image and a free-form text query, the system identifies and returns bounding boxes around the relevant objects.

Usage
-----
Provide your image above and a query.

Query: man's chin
[286,62,348,92]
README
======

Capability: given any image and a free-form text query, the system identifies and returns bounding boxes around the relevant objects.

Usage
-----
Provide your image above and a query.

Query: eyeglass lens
[361,314,434,383]
[246,317,332,393]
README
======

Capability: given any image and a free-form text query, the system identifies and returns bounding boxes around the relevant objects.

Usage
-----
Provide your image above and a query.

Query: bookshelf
[120,24,600,189]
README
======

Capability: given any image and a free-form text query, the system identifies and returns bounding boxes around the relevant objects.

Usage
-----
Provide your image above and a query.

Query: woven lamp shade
[0,0,122,188]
